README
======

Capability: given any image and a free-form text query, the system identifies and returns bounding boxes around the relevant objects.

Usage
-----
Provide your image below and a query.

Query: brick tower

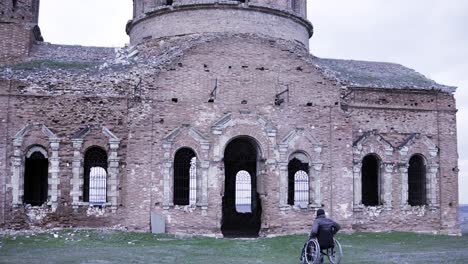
[127,0,312,48]
[0,0,42,63]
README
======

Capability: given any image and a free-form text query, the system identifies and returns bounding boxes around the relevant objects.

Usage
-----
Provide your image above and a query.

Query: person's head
[316,208,325,218]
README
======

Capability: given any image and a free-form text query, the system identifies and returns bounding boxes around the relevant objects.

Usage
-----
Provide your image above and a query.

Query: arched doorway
[23,150,48,206]
[221,137,262,237]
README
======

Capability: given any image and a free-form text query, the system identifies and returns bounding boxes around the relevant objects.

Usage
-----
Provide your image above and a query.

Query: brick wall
[0,33,459,235]
[0,23,32,64]
[129,2,312,47]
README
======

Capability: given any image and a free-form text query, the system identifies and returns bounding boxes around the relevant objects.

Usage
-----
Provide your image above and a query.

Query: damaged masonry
[0,0,460,236]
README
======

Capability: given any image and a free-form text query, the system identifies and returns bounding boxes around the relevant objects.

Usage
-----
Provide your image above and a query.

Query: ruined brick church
[0,0,460,236]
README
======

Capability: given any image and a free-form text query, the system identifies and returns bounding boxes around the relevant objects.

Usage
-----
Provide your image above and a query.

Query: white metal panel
[189,157,197,205]
[235,170,252,213]
[89,166,107,205]
[294,170,309,208]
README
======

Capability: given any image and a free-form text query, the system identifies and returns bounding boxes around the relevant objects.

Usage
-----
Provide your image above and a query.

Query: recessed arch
[408,154,427,206]
[25,145,48,159]
[173,147,197,206]
[222,136,262,237]
[221,135,264,162]
[83,146,108,203]
[361,154,381,206]
[288,152,310,207]
[23,146,48,206]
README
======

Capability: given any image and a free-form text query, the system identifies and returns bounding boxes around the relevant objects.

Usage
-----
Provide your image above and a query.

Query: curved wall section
[128,4,313,48]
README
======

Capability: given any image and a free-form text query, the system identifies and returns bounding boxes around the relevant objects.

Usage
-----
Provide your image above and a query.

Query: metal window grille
[294,170,309,208]
[235,170,252,213]
[174,148,196,205]
[189,157,197,205]
[83,147,108,203]
[408,155,427,206]
[288,158,309,206]
[89,167,107,206]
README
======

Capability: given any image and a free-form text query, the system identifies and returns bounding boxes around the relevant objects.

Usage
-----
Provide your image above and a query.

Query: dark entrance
[221,137,262,237]
[361,154,381,206]
[23,151,48,206]
[408,155,427,206]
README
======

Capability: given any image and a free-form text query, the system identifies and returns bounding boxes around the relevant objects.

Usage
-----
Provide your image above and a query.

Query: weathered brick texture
[0,0,460,236]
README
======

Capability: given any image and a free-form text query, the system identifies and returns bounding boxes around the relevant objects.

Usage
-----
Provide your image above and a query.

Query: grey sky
[38,0,468,204]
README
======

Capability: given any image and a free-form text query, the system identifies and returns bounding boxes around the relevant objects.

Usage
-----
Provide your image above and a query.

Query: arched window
[294,170,309,208]
[361,154,381,206]
[235,170,252,213]
[408,155,427,206]
[174,148,196,205]
[23,150,48,206]
[288,157,309,206]
[89,167,107,205]
[83,147,108,203]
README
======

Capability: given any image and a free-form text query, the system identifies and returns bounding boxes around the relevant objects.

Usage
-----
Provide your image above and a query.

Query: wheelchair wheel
[303,238,320,264]
[326,238,342,264]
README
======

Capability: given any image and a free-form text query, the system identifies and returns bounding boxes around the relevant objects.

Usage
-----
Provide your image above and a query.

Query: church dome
[127,0,313,48]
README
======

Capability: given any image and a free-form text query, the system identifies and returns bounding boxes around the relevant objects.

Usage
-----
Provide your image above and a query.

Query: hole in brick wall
[449,202,453,207]
[335,102,339,105]
[228,66,232,69]
[166,0,173,5]
[296,66,303,71]
[448,105,451,107]
[241,100,247,104]
[159,118,164,124]
[204,64,208,68]
[208,98,214,103]
[171,98,178,103]
[256,67,266,71]
[306,102,313,106]
[242,65,248,69]
[178,63,183,67]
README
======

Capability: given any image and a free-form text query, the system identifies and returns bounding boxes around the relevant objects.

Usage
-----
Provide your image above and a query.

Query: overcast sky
[38,0,468,204]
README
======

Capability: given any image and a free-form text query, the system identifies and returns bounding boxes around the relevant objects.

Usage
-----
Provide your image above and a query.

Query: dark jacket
[309,215,341,238]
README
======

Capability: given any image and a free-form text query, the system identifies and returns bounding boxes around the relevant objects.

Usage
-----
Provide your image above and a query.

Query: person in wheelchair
[301,209,341,263]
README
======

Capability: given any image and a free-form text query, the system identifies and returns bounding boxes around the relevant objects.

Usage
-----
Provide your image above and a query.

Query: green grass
[1,230,467,263]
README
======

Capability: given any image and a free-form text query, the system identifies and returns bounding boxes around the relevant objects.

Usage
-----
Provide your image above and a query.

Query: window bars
[89,167,107,205]
[294,170,309,208]
[174,148,196,205]
[83,147,108,203]
[235,170,252,213]
[288,157,309,207]
[189,157,197,206]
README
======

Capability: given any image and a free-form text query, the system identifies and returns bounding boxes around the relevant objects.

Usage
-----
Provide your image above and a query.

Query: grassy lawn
[1,230,467,264]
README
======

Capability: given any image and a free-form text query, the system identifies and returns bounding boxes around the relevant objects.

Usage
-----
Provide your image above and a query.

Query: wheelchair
[301,227,342,264]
